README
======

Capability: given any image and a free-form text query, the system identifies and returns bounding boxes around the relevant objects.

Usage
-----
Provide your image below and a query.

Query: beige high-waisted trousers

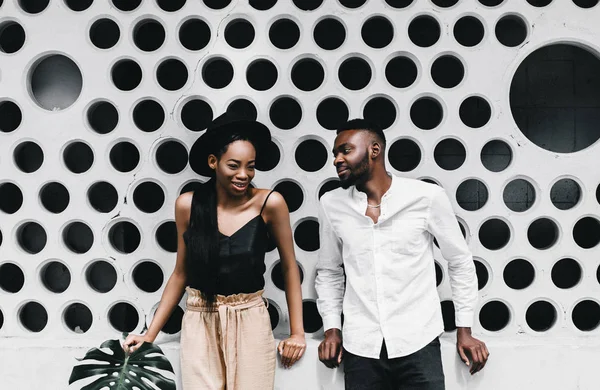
[180,287,276,390]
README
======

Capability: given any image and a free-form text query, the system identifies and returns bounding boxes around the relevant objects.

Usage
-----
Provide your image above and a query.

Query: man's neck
[355,167,392,202]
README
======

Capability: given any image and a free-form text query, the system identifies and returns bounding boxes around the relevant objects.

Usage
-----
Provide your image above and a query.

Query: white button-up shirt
[315,174,478,359]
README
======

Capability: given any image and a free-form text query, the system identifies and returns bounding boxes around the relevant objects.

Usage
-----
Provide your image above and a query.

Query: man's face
[332,130,372,189]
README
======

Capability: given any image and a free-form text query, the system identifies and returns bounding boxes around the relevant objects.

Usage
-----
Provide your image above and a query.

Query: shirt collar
[350,173,396,202]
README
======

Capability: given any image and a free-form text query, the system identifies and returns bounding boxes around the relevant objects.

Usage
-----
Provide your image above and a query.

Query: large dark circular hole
[363,96,396,130]
[161,306,184,334]
[63,303,93,333]
[0,263,25,293]
[431,55,464,89]
[408,15,440,47]
[179,18,210,51]
[63,142,93,174]
[181,181,204,195]
[109,221,141,254]
[133,19,165,52]
[156,0,186,11]
[267,300,279,330]
[384,0,414,6]
[157,141,188,174]
[269,18,300,50]
[294,219,320,252]
[90,18,120,49]
[319,179,342,199]
[317,97,349,130]
[111,59,142,91]
[339,57,372,91]
[361,16,393,49]
[18,222,47,254]
[293,0,322,10]
[87,101,118,134]
[527,0,552,6]
[385,56,418,88]
[460,96,491,128]
[250,0,276,10]
[271,261,305,290]
[225,18,254,49]
[434,138,466,171]
[314,18,345,50]
[40,261,70,293]
[40,182,69,213]
[479,300,510,331]
[247,59,278,91]
[86,260,117,293]
[479,219,510,250]
[133,99,164,132]
[526,301,557,332]
[19,302,48,332]
[479,0,504,5]
[203,0,231,9]
[474,260,489,290]
[111,0,141,11]
[0,183,23,214]
[454,16,484,47]
[410,97,443,130]
[573,0,599,7]
[202,57,233,89]
[14,141,43,173]
[550,179,581,210]
[0,101,22,133]
[340,0,366,7]
[456,179,488,211]
[503,179,536,212]
[227,98,257,120]
[256,141,281,172]
[157,58,188,91]
[302,300,323,333]
[270,97,302,130]
[295,139,327,172]
[30,54,82,111]
[388,139,421,172]
[503,259,534,290]
[133,182,165,213]
[441,300,456,331]
[18,0,49,14]
[88,181,118,213]
[62,222,93,254]
[527,218,559,250]
[110,141,140,173]
[181,99,213,131]
[274,181,304,213]
[108,302,139,332]
[573,217,600,249]
[291,58,325,92]
[432,0,458,6]
[552,258,581,289]
[0,21,26,53]
[495,15,528,47]
[156,221,177,252]
[481,140,512,172]
[572,300,600,331]
[133,261,164,293]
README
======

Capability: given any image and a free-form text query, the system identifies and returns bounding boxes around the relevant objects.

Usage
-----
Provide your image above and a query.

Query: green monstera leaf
[68,339,176,390]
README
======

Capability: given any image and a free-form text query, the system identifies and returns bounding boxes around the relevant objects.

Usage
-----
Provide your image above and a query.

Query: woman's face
[210,140,256,197]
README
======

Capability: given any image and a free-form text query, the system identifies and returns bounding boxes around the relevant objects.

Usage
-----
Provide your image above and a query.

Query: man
[315,119,489,389]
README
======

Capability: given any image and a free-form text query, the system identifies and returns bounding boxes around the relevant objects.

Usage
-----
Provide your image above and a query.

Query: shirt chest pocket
[389,218,426,255]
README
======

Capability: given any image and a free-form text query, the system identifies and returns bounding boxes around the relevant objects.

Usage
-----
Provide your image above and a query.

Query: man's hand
[456,327,489,375]
[318,328,343,368]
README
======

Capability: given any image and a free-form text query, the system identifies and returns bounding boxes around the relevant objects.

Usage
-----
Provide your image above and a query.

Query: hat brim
[189,120,271,176]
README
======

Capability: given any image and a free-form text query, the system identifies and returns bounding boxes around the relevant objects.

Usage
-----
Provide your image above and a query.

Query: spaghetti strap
[260,190,276,216]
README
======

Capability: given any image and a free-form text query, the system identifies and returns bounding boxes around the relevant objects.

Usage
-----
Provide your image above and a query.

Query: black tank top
[184,190,274,296]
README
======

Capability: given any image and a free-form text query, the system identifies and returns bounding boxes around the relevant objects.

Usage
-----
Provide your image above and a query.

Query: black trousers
[344,338,445,390]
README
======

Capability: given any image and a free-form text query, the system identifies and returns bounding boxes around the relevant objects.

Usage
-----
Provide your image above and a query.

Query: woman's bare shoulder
[175,192,194,222]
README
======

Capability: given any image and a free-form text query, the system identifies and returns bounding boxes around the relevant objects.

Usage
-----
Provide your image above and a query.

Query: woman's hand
[277,333,306,369]
[122,334,154,353]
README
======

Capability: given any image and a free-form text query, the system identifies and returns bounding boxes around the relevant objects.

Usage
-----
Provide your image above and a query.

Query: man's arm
[315,198,345,368]
[427,187,489,374]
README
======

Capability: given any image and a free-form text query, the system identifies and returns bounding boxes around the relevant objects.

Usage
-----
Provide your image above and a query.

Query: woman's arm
[124,193,192,351]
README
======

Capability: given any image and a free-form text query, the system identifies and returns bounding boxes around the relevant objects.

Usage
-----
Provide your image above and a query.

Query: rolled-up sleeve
[315,198,345,331]
[427,187,478,327]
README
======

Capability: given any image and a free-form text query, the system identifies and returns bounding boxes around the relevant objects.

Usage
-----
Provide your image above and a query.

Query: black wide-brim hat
[189,111,271,176]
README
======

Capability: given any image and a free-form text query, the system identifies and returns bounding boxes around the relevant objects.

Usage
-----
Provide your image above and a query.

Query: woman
[124,112,306,389]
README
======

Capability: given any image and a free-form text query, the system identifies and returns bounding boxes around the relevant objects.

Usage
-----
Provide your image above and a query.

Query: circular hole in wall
[90,18,120,50]
[0,183,23,214]
[526,301,557,332]
[40,182,69,213]
[294,219,320,251]
[573,217,600,248]
[181,98,213,131]
[319,179,342,199]
[385,56,418,88]
[133,261,164,293]
[250,0,276,10]
[270,18,300,50]
[29,55,82,110]
[0,21,26,54]
[274,181,304,213]
[441,300,456,331]
[479,300,510,331]
[88,181,118,213]
[456,179,488,211]
[0,263,25,293]
[266,299,279,330]
[432,0,458,6]
[317,97,349,130]
[86,260,117,293]
[14,141,43,173]
[338,57,372,90]
[256,141,281,172]
[111,0,141,11]
[109,221,141,254]
[573,0,599,8]
[271,261,305,290]
[87,101,118,134]
[225,18,254,49]
[179,18,210,51]
[527,0,552,6]
[0,101,22,133]
[495,15,528,47]
[302,300,323,333]
[454,16,484,47]
[161,306,184,334]
[247,59,278,91]
[270,97,302,130]
[314,18,345,50]
[361,16,393,49]
[460,96,491,128]
[227,98,257,120]
[503,259,535,289]
[202,57,233,89]
[385,0,414,7]
[156,0,186,12]
[133,99,165,132]
[156,221,177,252]
[110,141,140,173]
[474,260,490,290]
[434,138,466,170]
[203,0,231,9]
[408,15,440,47]
[133,19,165,52]
[19,302,48,332]
[133,182,165,213]
[18,0,49,14]
[503,179,536,212]
[63,303,93,333]
[551,258,581,289]
[410,97,443,130]
[431,55,464,88]
[157,58,188,91]
[17,221,46,254]
[527,218,559,250]
[572,300,600,331]
[295,139,327,172]
[291,58,325,92]
[481,140,512,172]
[550,179,581,210]
[363,96,396,130]
[388,139,421,172]
[479,219,511,250]
[63,222,93,254]
[63,142,93,174]
[111,59,142,91]
[157,141,188,174]
[108,302,139,332]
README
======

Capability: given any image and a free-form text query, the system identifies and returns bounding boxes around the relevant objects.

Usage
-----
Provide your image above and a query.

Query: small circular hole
[479,300,510,331]
[572,300,600,331]
[40,182,69,213]
[86,260,117,293]
[63,222,94,254]
[410,97,443,130]
[87,101,118,134]
[317,97,349,130]
[431,55,464,89]
[133,261,164,293]
[246,59,278,91]
[63,303,93,333]
[481,140,512,172]
[434,138,466,170]
[441,300,456,331]
[573,217,600,249]
[202,57,234,89]
[133,182,165,213]
[271,261,305,290]
[432,0,458,6]
[203,0,231,9]
[0,183,23,214]
[479,0,504,5]
[294,219,320,252]
[408,15,440,47]
[503,259,534,289]
[181,99,213,131]
[0,263,25,293]
[110,141,140,173]
[318,179,342,199]
[41,261,71,293]
[550,179,581,210]
[388,139,421,172]
[291,58,325,92]
[227,98,257,120]
[363,96,396,130]
[250,0,277,10]
[109,221,141,254]
[156,141,188,174]
[270,18,300,50]
[181,182,204,195]
[527,218,559,250]
[0,101,22,133]
[111,59,142,91]
[495,15,528,47]
[157,58,188,91]
[156,221,177,252]
[133,19,165,52]
[302,300,323,332]
[256,141,281,172]
[18,0,49,14]
[88,181,118,213]
[384,0,414,7]
[293,0,322,10]
[526,300,557,332]
[340,0,366,7]
[456,179,488,211]
[295,139,327,172]
[65,0,93,11]
[63,142,93,174]
[454,16,484,47]
[19,302,48,332]
[338,57,372,91]
[108,302,139,332]
[111,0,141,11]
[179,18,211,51]
[460,96,491,128]
[573,0,598,8]
[274,181,304,213]
[17,221,47,254]
[474,260,490,290]
[314,18,345,50]
[0,21,26,53]
[30,55,83,110]
[225,18,254,49]
[270,97,302,130]
[14,141,43,173]
[503,179,536,212]
[133,99,165,132]
[90,18,120,49]
[527,0,552,6]
[479,219,511,250]
[361,16,393,49]
[385,56,418,88]
[157,0,186,12]
[551,258,581,289]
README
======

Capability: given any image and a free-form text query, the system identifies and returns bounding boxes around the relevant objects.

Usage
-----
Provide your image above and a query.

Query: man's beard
[340,153,370,189]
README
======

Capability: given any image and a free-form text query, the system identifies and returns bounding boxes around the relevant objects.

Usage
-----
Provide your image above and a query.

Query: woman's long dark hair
[186,133,257,303]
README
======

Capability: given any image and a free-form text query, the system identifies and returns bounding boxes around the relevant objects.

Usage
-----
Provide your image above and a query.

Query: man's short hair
[336,118,386,148]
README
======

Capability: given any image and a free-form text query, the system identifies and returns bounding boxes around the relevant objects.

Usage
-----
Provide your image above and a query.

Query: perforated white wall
[2,0,600,388]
